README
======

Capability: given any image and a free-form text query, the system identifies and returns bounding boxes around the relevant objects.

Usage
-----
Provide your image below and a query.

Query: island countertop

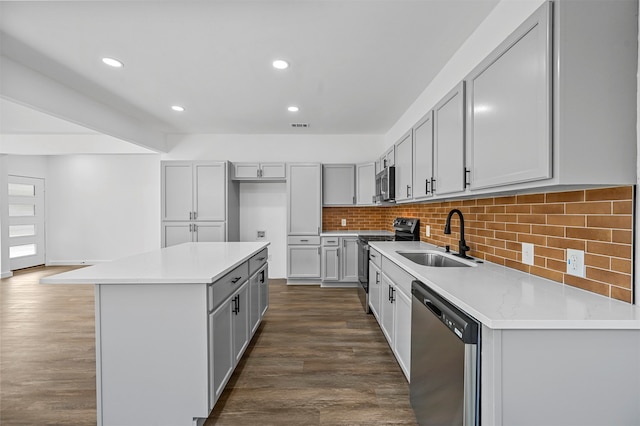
[370,241,640,330]
[40,242,269,285]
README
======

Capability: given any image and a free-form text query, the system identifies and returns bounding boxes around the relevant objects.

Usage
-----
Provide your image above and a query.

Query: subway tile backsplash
[323,186,634,303]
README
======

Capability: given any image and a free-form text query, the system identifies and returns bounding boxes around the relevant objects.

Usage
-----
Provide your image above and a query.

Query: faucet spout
[444,209,470,259]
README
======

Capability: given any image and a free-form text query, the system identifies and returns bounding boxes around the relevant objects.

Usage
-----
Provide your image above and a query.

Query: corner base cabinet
[41,243,269,426]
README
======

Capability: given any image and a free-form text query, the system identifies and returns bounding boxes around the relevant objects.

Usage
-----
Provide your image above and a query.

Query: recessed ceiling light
[272,60,289,70]
[102,57,124,68]
[171,105,185,112]
[287,106,299,112]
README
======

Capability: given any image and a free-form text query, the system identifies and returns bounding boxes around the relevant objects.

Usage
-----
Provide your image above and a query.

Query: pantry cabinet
[433,82,466,196]
[161,161,239,247]
[394,130,413,203]
[323,164,355,206]
[412,111,434,200]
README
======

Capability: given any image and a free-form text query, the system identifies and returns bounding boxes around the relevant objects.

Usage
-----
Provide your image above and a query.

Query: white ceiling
[0,0,499,138]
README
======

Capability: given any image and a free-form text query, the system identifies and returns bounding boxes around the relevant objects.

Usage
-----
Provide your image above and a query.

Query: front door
[8,176,45,270]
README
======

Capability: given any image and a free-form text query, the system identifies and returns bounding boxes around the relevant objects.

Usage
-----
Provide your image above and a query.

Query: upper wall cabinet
[466,2,551,190]
[394,130,413,203]
[323,164,356,206]
[356,162,376,205]
[162,161,227,222]
[433,82,466,196]
[232,163,286,181]
[412,111,434,201]
[464,0,637,193]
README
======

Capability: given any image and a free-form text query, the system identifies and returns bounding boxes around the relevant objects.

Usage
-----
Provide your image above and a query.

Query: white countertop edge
[369,241,640,330]
[40,242,270,285]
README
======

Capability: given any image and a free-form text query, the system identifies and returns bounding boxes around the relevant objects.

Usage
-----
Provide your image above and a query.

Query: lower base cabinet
[375,258,413,381]
[368,262,381,319]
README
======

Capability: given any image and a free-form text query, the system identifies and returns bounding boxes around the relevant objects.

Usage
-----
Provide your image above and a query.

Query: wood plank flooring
[1,267,416,425]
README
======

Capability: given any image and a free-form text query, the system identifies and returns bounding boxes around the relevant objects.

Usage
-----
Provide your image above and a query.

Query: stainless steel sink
[397,251,473,267]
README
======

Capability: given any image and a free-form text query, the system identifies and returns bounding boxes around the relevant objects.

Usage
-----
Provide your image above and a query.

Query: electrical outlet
[257,230,266,239]
[522,242,534,266]
[566,249,585,278]
[341,219,347,227]
[426,225,431,237]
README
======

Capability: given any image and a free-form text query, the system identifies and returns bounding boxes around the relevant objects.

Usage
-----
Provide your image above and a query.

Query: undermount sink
[396,251,475,268]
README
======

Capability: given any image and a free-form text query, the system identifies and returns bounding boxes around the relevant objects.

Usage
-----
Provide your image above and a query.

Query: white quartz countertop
[40,242,269,285]
[320,230,394,238]
[369,241,640,330]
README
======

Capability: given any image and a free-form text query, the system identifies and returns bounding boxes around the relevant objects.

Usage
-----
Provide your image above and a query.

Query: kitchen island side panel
[493,329,640,425]
[96,283,209,426]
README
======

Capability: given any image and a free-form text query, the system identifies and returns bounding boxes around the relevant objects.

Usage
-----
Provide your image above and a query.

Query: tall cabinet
[287,163,322,283]
[161,161,239,247]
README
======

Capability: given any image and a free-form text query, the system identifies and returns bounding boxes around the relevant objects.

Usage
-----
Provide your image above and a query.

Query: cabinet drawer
[321,237,339,246]
[249,248,268,275]
[382,257,415,297]
[288,236,321,245]
[208,262,249,312]
[369,247,382,268]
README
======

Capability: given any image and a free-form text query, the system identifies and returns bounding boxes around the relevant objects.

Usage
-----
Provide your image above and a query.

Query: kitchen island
[41,242,269,426]
[370,241,640,426]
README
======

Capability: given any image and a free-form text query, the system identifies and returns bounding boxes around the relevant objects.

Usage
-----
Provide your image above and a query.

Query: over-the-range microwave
[374,166,395,203]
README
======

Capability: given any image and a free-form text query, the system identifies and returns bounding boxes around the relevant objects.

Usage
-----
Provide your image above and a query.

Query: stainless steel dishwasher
[410,280,480,426]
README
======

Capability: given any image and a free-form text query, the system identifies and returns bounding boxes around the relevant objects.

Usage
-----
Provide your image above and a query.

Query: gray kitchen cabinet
[382,145,395,168]
[466,3,551,190]
[394,130,413,202]
[463,1,637,194]
[368,261,381,320]
[412,111,434,200]
[322,164,355,206]
[287,243,321,279]
[376,255,414,381]
[287,163,321,236]
[321,236,358,283]
[209,295,232,406]
[287,163,322,283]
[233,162,286,181]
[161,161,239,247]
[321,246,340,281]
[356,162,375,205]
[341,237,358,282]
[249,264,267,335]
[433,82,466,196]
[232,283,249,364]
[162,222,226,247]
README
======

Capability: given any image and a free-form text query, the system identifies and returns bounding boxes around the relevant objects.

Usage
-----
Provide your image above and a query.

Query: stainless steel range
[357,218,420,313]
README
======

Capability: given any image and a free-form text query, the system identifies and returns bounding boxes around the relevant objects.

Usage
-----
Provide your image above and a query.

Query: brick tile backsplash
[323,186,635,303]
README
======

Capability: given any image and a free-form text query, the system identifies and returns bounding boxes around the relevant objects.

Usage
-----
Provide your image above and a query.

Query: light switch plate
[567,249,585,278]
[522,242,534,265]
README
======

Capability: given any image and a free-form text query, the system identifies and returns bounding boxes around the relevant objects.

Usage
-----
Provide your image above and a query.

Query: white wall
[239,182,287,278]
[45,154,160,264]
[385,0,545,145]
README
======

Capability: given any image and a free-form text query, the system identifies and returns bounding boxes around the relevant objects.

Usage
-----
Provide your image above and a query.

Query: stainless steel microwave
[374,166,395,203]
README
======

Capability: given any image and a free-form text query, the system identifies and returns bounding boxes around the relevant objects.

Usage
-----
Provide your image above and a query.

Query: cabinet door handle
[406,185,411,198]
[193,224,198,233]
[189,211,193,220]
[391,287,395,303]
[260,270,265,283]
[426,179,430,195]
[464,168,471,188]
[431,178,436,193]
[376,271,380,284]
[194,211,197,220]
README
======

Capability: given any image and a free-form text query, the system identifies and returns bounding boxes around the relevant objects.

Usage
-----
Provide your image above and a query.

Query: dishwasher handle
[412,280,479,344]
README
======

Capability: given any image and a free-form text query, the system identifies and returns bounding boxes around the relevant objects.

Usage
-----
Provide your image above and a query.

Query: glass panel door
[8,176,45,270]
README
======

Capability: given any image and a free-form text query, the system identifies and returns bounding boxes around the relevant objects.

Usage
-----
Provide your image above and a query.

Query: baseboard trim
[1,271,13,279]
[46,260,108,266]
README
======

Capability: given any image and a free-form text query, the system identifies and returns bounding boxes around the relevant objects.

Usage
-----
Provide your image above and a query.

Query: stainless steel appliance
[374,166,395,203]
[410,280,480,426]
[356,218,420,313]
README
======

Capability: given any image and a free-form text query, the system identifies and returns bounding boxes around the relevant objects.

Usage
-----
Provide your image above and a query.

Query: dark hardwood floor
[1,266,416,425]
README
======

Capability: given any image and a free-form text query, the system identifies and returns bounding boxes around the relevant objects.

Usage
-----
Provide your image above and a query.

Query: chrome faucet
[444,209,470,259]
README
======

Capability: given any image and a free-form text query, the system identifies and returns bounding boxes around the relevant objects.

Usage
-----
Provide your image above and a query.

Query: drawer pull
[300,239,309,242]
[257,257,266,261]
[231,277,242,284]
